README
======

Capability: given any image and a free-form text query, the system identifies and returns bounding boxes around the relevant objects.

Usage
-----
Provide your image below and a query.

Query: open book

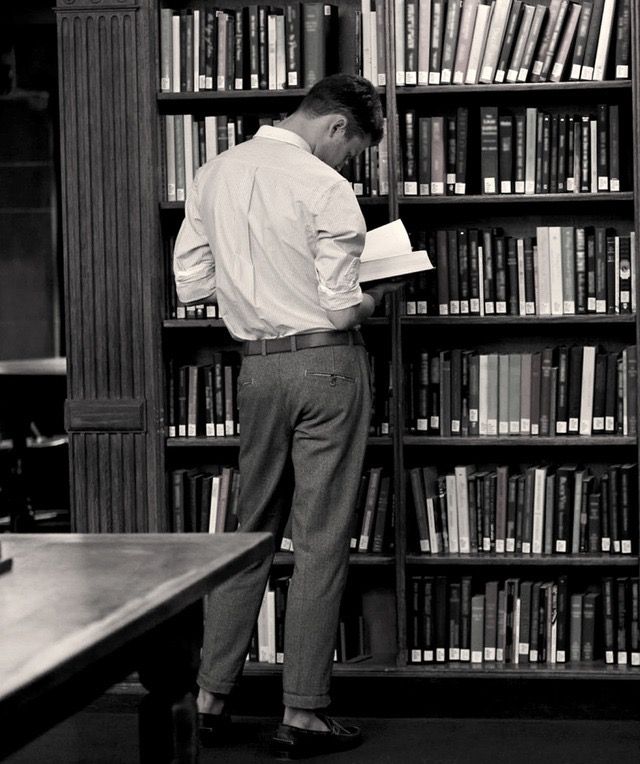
[359,219,433,283]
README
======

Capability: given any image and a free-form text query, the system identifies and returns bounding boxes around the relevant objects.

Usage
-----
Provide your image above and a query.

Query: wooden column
[56,0,165,532]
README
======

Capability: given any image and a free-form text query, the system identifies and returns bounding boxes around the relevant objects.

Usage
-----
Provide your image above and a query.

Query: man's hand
[364,280,406,307]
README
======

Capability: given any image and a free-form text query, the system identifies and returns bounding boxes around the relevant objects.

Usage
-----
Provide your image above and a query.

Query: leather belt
[243,330,364,356]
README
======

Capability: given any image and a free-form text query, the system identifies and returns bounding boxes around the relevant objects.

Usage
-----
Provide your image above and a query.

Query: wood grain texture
[0,533,272,716]
[65,399,145,431]
[56,0,165,532]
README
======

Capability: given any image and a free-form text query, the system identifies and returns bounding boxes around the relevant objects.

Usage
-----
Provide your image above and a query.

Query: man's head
[296,74,384,170]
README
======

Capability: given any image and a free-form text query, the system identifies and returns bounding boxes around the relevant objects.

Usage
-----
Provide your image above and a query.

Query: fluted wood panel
[57,0,165,532]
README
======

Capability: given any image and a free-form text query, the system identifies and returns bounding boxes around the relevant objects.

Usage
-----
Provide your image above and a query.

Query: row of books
[394,0,630,87]
[400,104,623,196]
[249,580,370,664]
[404,345,638,437]
[163,114,389,201]
[167,359,393,438]
[407,575,640,666]
[278,467,395,555]
[167,357,239,438]
[170,465,239,533]
[159,3,376,93]
[408,226,636,317]
[409,463,636,556]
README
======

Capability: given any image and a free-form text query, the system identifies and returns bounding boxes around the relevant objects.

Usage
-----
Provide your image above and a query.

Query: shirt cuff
[317,282,363,312]
[175,275,216,305]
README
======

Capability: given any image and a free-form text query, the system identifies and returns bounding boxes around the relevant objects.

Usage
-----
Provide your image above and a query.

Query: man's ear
[329,115,348,137]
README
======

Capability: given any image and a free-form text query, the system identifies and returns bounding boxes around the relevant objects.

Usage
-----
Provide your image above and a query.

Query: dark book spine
[248,6,259,89]
[557,114,567,191]
[458,229,470,314]
[447,230,460,315]
[446,115,457,195]
[418,117,432,196]
[614,0,631,79]
[403,110,418,195]
[499,115,514,194]
[580,115,590,192]
[609,104,620,191]
[455,106,469,194]
[258,6,268,90]
[234,9,244,89]
[515,111,526,193]
[549,113,559,193]
[570,0,593,79]
[603,576,616,663]
[285,4,301,87]
[468,229,481,315]
[480,106,499,194]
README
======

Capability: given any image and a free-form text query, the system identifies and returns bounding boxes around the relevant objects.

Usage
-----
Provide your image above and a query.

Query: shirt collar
[255,125,312,154]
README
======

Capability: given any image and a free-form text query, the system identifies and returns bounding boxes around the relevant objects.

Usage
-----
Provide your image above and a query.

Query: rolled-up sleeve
[173,172,217,304]
[314,180,365,312]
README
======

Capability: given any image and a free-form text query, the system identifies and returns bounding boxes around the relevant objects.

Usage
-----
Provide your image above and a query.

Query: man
[173,73,398,758]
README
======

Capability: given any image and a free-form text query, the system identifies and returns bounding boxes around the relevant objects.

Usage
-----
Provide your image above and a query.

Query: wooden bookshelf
[406,554,639,567]
[402,315,636,326]
[54,0,640,683]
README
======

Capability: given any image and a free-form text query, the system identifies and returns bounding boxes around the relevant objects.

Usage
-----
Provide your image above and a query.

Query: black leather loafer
[271,715,362,759]
[198,711,233,747]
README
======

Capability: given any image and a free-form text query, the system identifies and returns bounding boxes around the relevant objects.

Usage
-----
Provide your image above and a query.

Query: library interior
[1,0,640,761]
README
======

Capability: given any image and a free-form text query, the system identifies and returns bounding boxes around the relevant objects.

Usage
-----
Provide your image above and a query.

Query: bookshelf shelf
[398,192,634,206]
[157,86,385,105]
[404,436,637,447]
[167,435,393,448]
[243,661,639,679]
[163,317,390,329]
[245,660,400,678]
[160,198,389,211]
[274,552,395,567]
[401,316,636,327]
[164,319,227,329]
[167,436,240,447]
[382,663,640,680]
[406,554,639,567]
[395,81,633,97]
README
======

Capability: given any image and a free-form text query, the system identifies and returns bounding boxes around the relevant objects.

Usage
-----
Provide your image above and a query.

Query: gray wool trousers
[197,342,372,709]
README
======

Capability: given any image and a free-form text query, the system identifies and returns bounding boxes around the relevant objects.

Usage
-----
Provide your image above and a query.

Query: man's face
[315,121,370,171]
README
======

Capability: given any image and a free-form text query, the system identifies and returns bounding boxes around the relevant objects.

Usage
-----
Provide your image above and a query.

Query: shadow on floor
[6,715,640,763]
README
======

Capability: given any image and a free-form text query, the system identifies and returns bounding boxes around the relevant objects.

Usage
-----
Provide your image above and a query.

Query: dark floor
[6,714,640,763]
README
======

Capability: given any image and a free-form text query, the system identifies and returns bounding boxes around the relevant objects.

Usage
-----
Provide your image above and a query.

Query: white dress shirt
[173,125,366,341]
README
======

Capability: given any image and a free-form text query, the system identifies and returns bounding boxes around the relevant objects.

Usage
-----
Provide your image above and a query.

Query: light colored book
[445,473,460,554]
[360,220,433,283]
[454,465,474,554]
[465,1,495,83]
[579,346,596,435]
[532,465,547,554]
[453,0,479,83]
[395,0,406,85]
[479,0,513,83]
[507,3,535,82]
[361,0,373,81]
[593,0,617,80]
[418,0,432,84]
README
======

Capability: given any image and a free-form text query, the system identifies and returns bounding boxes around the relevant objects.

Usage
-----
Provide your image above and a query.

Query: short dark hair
[299,74,384,145]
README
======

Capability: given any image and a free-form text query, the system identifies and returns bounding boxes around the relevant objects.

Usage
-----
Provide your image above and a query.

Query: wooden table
[0,533,273,762]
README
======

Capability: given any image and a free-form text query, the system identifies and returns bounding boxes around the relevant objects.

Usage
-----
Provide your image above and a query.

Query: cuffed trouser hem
[283,690,331,710]
[197,671,236,697]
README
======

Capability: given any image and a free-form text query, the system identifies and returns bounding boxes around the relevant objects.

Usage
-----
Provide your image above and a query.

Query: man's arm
[325,282,403,330]
[173,173,217,306]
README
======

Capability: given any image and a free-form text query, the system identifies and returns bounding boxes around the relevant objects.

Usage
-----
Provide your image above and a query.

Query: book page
[361,219,413,261]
